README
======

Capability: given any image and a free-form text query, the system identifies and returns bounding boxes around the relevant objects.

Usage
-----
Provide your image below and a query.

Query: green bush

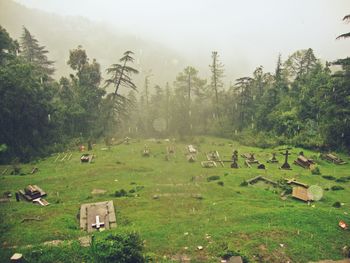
[136,186,144,191]
[217,181,224,186]
[115,189,128,197]
[144,252,159,262]
[93,232,144,263]
[207,175,220,182]
[283,186,292,195]
[240,181,248,187]
[335,176,350,183]
[332,201,341,208]
[331,185,345,191]
[311,166,321,175]
[322,175,336,180]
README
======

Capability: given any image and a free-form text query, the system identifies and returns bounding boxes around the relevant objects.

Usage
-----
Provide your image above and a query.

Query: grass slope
[0,137,349,262]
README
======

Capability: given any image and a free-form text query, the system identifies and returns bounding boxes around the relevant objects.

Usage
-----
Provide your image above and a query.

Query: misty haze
[0,0,350,262]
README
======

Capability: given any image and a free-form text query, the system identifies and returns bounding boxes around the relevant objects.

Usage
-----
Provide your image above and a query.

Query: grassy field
[0,136,350,262]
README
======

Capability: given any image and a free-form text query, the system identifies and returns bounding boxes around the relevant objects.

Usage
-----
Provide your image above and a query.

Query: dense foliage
[0,21,349,162]
[93,232,144,263]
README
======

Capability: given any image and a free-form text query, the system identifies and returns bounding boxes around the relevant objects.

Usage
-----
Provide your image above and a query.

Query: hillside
[0,137,349,262]
[0,0,188,88]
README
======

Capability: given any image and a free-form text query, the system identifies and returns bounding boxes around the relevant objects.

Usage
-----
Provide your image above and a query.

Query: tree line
[0,21,349,162]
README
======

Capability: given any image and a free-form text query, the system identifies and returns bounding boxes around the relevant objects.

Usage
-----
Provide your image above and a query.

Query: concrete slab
[79,200,116,233]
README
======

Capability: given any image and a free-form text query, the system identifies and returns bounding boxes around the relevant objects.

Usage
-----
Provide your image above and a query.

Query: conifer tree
[20,27,55,77]
[104,51,139,134]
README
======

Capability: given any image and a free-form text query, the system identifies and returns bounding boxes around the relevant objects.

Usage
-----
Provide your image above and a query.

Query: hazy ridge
[0,0,189,89]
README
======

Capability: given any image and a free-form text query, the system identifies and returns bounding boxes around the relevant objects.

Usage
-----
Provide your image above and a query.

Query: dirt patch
[256,244,292,263]
[0,198,10,203]
[43,240,64,246]
[171,254,191,262]
[79,236,91,247]
[91,189,107,195]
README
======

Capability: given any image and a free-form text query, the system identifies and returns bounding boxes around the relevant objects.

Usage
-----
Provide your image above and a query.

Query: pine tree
[0,26,19,64]
[174,66,206,134]
[20,27,55,77]
[104,51,139,134]
[209,51,224,123]
[234,77,254,131]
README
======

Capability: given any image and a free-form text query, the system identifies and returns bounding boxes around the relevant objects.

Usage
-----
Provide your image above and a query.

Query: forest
[0,19,349,163]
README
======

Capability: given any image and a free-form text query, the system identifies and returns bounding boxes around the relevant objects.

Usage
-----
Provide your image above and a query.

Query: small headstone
[257,163,266,169]
[231,150,239,168]
[30,167,38,174]
[187,154,196,162]
[225,256,243,263]
[143,145,150,157]
[10,253,23,262]
[267,153,278,163]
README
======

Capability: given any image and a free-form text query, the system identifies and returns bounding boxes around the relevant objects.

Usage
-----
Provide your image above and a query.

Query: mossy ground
[0,136,349,262]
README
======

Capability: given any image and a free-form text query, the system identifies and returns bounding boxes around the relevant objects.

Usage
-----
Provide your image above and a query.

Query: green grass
[1,136,350,262]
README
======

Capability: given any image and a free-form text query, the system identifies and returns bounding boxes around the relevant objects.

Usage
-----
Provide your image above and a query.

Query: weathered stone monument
[80,200,116,233]
[267,153,278,163]
[231,150,239,168]
[280,149,292,170]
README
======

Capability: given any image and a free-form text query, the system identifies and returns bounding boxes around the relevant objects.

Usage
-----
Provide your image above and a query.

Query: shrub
[217,181,224,186]
[332,201,341,208]
[335,177,350,183]
[240,181,248,187]
[115,189,128,197]
[136,186,144,191]
[331,185,345,191]
[207,175,220,182]
[283,186,292,195]
[311,166,321,175]
[144,252,158,262]
[93,232,144,263]
[322,175,336,180]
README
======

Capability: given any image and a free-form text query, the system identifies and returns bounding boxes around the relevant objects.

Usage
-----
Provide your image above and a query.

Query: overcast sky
[14,0,350,76]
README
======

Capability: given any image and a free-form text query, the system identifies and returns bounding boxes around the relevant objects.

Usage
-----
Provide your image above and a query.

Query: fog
[6,0,350,84]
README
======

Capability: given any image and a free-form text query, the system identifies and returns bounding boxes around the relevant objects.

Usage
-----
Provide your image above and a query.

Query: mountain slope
[0,0,188,89]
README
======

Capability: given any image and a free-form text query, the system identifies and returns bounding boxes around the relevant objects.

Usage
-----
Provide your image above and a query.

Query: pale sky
[13,0,350,78]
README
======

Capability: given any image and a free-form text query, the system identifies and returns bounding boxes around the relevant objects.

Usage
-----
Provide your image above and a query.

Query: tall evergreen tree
[20,27,55,78]
[104,51,139,135]
[209,51,224,124]
[0,26,18,65]
[234,77,254,131]
[174,66,206,134]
